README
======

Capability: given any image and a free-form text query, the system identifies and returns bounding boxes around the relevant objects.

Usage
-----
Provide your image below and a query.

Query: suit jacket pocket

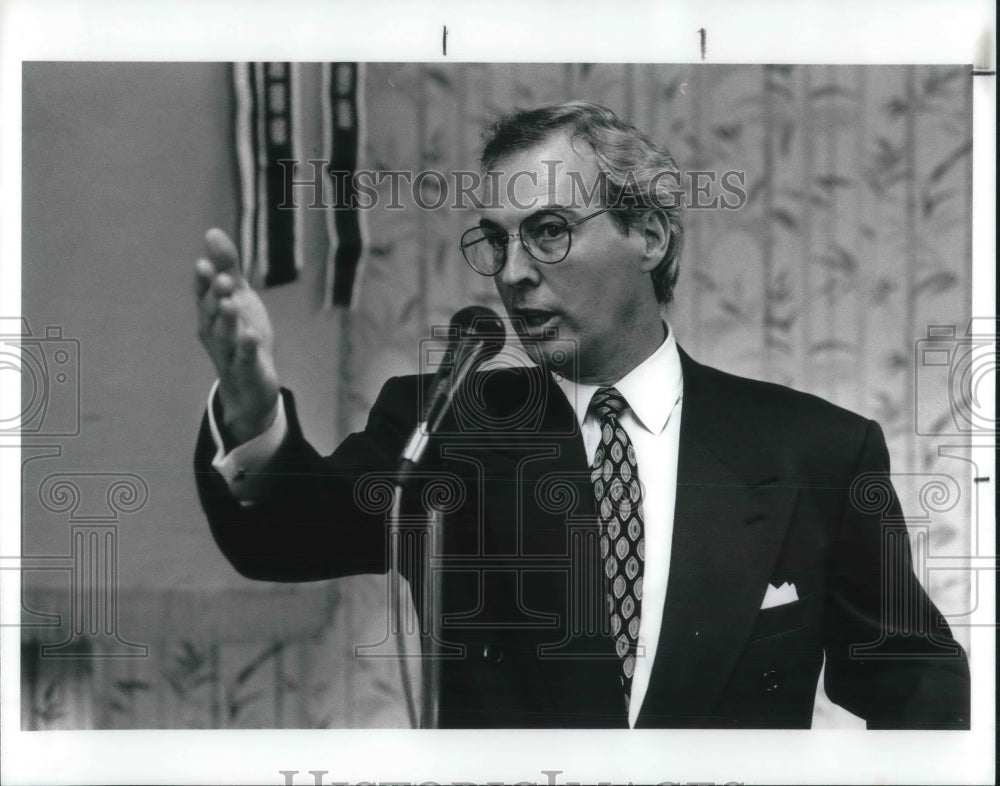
[750,592,817,642]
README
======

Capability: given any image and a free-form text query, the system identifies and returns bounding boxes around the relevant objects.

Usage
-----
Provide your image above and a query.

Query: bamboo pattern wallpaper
[343,61,972,619]
[21,63,973,730]
[336,62,973,727]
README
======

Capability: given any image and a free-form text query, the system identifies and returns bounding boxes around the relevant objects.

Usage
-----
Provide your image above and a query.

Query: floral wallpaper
[337,63,974,728]
[346,65,972,584]
[22,63,973,730]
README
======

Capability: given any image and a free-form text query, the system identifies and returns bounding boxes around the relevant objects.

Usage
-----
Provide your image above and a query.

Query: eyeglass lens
[461,212,572,274]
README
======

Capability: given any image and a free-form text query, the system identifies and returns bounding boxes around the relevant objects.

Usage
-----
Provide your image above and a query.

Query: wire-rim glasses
[460,207,613,276]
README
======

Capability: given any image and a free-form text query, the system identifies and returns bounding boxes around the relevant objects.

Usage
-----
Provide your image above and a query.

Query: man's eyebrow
[477,204,577,230]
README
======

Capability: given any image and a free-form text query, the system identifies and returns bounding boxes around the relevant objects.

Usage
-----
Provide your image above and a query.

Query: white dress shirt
[551,324,684,728]
[207,379,288,502]
[207,324,684,727]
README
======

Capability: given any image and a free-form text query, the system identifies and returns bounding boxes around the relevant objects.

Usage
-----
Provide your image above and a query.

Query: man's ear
[638,210,670,273]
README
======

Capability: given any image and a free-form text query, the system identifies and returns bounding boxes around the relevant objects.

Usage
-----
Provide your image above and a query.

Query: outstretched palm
[195,228,281,444]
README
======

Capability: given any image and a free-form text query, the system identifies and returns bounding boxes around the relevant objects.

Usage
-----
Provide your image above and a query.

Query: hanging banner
[322,62,365,308]
[232,62,302,287]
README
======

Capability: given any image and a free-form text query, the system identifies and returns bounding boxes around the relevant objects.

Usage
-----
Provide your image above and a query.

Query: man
[194,101,970,729]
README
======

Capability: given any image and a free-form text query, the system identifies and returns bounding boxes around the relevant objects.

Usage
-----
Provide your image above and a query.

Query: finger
[194,258,215,298]
[232,327,260,366]
[197,290,219,339]
[211,272,237,299]
[197,274,225,331]
[204,227,243,281]
[217,296,239,324]
[211,298,240,354]
[197,280,234,338]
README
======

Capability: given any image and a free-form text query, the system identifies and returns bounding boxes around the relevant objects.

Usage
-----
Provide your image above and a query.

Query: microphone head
[451,305,506,361]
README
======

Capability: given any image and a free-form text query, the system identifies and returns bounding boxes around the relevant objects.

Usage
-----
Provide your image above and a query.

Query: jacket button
[481,643,504,664]
[762,669,779,692]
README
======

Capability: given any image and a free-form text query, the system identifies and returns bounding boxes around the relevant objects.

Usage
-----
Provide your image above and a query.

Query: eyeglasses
[460,207,613,276]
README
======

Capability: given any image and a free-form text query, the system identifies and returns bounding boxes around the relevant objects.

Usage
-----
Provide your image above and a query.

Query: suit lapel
[638,349,799,726]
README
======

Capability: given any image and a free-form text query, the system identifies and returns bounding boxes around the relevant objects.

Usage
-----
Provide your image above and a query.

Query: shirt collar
[553,323,683,436]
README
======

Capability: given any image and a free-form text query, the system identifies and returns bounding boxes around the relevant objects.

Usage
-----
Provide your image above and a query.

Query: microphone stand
[388,485,419,728]
[390,311,505,729]
[420,507,443,729]
[389,482,444,730]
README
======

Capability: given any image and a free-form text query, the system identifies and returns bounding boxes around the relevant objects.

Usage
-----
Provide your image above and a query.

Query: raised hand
[195,228,281,445]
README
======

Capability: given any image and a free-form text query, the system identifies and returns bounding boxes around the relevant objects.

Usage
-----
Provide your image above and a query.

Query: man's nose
[498,238,540,289]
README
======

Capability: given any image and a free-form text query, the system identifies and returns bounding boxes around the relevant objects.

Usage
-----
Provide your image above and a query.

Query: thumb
[204,227,244,280]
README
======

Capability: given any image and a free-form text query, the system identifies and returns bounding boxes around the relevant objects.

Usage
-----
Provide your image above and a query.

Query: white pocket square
[761,581,799,609]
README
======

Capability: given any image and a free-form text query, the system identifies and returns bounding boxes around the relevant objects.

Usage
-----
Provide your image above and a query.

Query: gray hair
[480,101,684,305]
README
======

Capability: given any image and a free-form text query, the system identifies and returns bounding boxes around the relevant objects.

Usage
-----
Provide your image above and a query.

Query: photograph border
[1,1,995,784]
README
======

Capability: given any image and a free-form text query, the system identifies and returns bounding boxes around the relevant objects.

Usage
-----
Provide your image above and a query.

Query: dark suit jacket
[195,348,970,729]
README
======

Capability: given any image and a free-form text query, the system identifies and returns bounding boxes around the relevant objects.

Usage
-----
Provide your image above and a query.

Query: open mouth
[514,309,559,332]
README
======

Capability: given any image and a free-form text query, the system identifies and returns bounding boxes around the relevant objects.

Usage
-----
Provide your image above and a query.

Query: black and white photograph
[1,2,995,784]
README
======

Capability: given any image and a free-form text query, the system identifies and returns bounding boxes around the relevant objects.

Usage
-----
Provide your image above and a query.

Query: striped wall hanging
[322,62,366,308]
[233,62,366,308]
[232,62,302,287]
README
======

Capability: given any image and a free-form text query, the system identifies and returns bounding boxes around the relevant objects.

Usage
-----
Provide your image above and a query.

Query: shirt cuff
[206,380,287,502]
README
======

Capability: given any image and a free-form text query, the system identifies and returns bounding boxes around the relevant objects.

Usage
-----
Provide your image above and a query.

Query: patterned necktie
[589,386,645,708]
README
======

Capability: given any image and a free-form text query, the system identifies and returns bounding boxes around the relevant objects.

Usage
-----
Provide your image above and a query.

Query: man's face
[481,133,661,383]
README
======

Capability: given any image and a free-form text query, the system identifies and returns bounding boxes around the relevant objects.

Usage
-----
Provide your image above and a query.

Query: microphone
[395,306,505,483]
